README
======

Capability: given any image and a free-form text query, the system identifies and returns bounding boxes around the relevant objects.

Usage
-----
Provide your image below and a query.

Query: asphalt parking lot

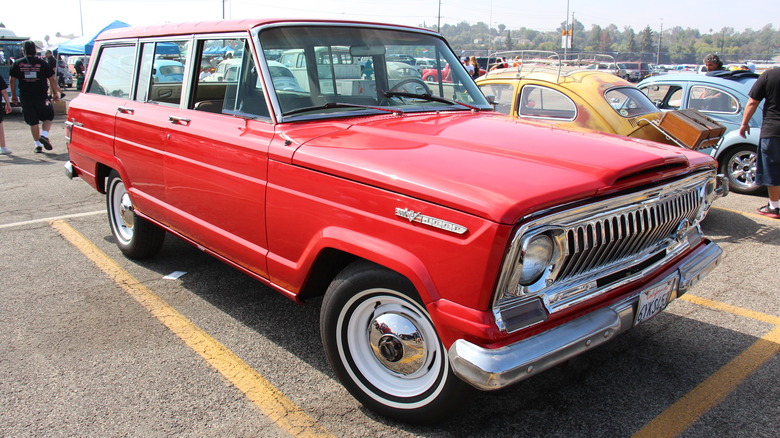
[0,101,778,437]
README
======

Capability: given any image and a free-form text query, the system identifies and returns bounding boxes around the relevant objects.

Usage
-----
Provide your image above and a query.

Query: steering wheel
[390,78,432,95]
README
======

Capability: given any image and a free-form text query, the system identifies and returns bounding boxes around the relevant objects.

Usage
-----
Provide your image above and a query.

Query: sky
[2,0,777,45]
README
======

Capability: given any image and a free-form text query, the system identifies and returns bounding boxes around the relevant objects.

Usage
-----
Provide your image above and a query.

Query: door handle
[168,116,191,126]
[117,106,134,114]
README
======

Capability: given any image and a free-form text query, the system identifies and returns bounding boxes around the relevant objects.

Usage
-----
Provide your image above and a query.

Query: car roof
[96,19,429,41]
[479,69,632,91]
[638,71,758,91]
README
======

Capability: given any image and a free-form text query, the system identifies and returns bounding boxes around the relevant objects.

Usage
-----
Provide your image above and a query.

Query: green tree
[588,25,603,52]
[639,25,655,55]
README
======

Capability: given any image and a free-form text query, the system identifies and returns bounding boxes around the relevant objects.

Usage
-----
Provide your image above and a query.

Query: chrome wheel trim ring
[336,289,448,408]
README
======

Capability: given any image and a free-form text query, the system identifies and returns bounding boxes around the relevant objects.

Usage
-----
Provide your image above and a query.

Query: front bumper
[448,240,721,391]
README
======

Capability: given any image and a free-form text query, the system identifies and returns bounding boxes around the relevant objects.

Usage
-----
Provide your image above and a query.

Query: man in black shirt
[9,41,61,153]
[45,50,57,71]
[740,67,780,219]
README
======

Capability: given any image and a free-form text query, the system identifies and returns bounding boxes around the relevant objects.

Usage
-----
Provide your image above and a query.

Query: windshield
[605,87,659,118]
[257,25,491,119]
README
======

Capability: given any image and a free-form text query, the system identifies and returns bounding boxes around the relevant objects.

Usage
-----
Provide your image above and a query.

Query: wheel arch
[291,228,439,305]
[715,140,758,167]
[94,162,115,193]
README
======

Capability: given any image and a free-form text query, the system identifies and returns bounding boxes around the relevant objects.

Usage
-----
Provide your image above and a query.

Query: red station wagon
[64,19,726,423]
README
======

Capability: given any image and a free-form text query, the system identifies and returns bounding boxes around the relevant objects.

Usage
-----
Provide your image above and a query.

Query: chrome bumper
[448,241,722,391]
[64,161,77,179]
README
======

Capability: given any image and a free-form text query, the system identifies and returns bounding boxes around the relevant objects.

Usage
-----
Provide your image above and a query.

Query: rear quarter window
[87,45,136,98]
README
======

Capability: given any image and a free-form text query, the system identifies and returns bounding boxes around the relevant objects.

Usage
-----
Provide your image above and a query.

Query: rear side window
[147,41,189,106]
[191,39,269,118]
[688,86,739,114]
[87,45,136,98]
[519,85,576,120]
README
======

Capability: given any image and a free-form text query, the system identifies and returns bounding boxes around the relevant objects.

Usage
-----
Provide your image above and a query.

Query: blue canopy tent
[57,20,130,56]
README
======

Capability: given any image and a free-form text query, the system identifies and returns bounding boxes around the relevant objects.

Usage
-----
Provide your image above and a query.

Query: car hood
[286,112,713,223]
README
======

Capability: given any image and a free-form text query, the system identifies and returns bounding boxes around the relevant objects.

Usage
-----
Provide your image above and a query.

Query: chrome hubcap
[728,151,757,188]
[369,313,425,375]
[119,193,135,229]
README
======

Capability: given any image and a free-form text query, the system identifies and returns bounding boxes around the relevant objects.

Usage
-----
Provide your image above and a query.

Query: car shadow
[702,206,780,246]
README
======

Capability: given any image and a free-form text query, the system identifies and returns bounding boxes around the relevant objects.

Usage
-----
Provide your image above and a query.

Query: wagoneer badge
[395,208,468,235]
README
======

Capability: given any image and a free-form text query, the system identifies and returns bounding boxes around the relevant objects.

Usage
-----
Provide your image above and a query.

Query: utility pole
[438,0,442,32]
[656,19,663,65]
[78,0,84,35]
[563,0,570,56]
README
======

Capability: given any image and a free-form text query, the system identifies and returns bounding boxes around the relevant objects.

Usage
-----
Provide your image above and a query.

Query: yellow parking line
[50,220,334,438]
[632,326,780,438]
[633,294,779,438]
[681,294,780,326]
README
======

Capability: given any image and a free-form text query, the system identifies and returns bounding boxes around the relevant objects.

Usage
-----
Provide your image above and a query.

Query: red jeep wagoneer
[64,19,726,422]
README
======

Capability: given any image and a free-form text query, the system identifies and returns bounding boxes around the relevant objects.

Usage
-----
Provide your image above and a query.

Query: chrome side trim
[450,240,721,391]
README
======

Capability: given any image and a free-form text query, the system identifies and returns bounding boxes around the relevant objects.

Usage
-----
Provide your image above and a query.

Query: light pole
[564,0,570,56]
[656,19,663,65]
[78,0,84,35]
[437,0,441,32]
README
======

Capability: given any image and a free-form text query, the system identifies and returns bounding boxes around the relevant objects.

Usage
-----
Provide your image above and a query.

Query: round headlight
[519,234,554,286]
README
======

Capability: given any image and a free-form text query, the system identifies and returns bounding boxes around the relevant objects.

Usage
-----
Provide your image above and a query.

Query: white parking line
[0,210,104,229]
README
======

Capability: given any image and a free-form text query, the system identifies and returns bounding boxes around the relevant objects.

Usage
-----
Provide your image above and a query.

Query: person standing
[469,56,481,79]
[703,54,725,72]
[739,67,780,219]
[0,74,12,155]
[44,50,57,71]
[9,41,61,153]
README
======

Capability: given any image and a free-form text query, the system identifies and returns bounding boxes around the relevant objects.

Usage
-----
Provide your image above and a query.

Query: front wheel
[320,262,469,423]
[106,170,165,259]
[720,145,762,195]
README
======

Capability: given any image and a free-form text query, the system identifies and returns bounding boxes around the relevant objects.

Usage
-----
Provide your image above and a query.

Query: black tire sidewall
[106,171,165,259]
[320,262,469,423]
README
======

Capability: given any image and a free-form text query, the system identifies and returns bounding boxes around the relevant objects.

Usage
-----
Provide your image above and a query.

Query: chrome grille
[493,170,719,333]
[556,188,701,282]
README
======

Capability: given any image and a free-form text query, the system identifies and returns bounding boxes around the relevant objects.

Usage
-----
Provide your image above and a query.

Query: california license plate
[634,276,678,326]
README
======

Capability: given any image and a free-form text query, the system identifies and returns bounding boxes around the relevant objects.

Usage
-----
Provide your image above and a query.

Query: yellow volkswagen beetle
[476,52,676,145]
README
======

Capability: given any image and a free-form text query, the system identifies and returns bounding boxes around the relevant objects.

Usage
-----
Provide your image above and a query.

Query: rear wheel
[720,145,761,195]
[106,170,165,259]
[320,261,469,423]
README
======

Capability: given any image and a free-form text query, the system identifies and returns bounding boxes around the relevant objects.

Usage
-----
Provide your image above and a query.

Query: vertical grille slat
[555,187,703,283]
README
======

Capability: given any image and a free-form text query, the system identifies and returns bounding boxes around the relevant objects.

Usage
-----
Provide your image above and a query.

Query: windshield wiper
[283,102,402,117]
[381,90,481,111]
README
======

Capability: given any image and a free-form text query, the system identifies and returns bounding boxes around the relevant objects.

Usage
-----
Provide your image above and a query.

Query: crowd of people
[0,41,88,156]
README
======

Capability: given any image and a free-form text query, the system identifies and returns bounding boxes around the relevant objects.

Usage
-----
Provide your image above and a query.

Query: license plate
[634,276,678,326]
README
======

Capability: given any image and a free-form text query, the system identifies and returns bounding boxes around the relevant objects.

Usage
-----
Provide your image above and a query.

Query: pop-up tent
[57,20,130,55]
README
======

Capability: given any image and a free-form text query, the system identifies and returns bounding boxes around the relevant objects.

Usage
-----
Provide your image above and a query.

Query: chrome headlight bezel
[502,228,565,299]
